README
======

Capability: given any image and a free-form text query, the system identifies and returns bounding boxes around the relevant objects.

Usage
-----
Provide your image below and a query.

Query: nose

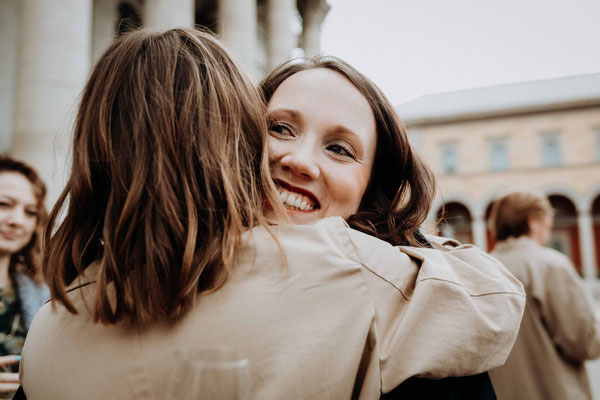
[6,208,26,227]
[277,141,320,180]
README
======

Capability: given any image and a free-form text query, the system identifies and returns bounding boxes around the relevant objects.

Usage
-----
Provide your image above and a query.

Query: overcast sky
[320,0,600,105]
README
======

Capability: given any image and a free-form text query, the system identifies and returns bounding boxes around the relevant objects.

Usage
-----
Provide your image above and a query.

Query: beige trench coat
[489,236,600,400]
[21,217,524,399]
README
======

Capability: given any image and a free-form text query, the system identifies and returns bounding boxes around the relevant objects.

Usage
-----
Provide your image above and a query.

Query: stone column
[0,0,21,153]
[578,209,598,280]
[145,0,194,30]
[472,214,488,251]
[92,0,119,62]
[266,0,296,70]
[297,0,330,58]
[11,0,92,205]
[219,0,259,80]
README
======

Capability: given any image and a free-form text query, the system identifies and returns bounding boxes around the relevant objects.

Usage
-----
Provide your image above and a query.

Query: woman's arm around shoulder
[345,228,525,391]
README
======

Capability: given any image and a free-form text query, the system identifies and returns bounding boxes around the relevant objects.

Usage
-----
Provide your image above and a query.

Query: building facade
[0,0,330,203]
[399,74,600,280]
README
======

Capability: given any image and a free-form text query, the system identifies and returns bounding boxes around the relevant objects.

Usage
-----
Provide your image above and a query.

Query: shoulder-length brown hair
[0,156,47,282]
[489,190,554,241]
[45,28,282,324]
[259,57,436,246]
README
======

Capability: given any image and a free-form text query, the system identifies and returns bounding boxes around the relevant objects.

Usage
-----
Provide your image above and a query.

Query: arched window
[437,202,473,244]
[116,2,142,36]
[548,195,581,274]
[195,0,218,33]
[592,195,600,275]
[484,202,495,252]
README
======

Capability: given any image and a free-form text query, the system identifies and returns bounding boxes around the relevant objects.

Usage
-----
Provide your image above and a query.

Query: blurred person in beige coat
[488,190,600,400]
[19,29,524,399]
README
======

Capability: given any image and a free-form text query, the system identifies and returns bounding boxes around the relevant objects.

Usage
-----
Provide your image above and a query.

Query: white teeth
[279,192,288,202]
[277,188,316,211]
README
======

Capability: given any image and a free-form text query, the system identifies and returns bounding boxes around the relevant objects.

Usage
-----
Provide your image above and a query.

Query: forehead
[268,68,376,131]
[0,172,37,205]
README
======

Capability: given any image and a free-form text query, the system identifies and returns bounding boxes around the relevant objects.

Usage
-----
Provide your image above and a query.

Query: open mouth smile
[274,180,320,212]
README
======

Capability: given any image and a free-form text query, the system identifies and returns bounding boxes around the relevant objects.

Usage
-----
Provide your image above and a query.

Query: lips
[273,179,320,212]
[0,231,20,241]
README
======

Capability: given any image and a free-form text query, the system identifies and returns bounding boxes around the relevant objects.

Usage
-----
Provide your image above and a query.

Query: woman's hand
[0,355,20,392]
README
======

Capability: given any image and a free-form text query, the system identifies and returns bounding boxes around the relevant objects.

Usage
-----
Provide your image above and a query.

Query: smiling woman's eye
[267,121,294,138]
[327,141,357,159]
[25,209,38,218]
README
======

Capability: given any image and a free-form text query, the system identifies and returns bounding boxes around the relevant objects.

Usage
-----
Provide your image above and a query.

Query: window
[541,132,561,167]
[440,142,458,175]
[117,2,142,36]
[489,137,508,171]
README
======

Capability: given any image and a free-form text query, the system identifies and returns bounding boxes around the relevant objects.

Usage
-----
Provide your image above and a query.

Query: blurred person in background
[0,157,48,396]
[488,190,600,400]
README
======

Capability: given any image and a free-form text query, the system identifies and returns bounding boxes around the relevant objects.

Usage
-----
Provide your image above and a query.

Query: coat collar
[493,235,539,251]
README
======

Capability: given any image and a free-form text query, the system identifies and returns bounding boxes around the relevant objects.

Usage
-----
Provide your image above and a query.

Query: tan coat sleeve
[347,229,525,392]
[533,250,600,362]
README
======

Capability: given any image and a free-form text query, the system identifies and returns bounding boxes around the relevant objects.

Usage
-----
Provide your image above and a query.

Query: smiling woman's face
[0,171,38,257]
[267,68,377,224]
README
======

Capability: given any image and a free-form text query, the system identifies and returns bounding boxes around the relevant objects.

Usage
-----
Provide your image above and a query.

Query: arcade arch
[436,202,473,245]
[548,195,582,274]
[593,195,600,274]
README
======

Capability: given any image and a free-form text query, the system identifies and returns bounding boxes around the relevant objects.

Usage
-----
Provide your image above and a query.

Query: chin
[0,245,25,257]
[285,209,321,225]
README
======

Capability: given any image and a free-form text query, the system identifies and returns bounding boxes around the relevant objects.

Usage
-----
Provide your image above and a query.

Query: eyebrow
[0,194,37,207]
[331,125,362,142]
[266,108,302,123]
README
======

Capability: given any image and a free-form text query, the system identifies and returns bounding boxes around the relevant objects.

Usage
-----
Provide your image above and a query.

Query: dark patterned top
[0,285,26,357]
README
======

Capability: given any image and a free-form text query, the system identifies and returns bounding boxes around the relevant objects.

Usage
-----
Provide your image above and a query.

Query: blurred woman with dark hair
[488,190,600,400]
[0,156,48,394]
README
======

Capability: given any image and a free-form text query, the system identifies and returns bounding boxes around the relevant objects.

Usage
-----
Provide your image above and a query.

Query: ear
[527,216,539,237]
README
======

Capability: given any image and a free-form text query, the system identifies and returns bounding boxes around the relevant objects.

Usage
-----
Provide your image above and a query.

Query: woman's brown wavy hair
[0,156,47,283]
[44,28,283,324]
[259,57,436,246]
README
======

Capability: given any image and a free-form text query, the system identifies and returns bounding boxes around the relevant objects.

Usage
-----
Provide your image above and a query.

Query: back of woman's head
[489,190,553,241]
[260,57,436,246]
[46,28,280,324]
[0,156,47,280]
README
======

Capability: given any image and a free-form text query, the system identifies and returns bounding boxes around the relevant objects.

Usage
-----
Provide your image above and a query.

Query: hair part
[259,57,436,246]
[489,190,554,241]
[44,28,282,324]
[0,156,47,282]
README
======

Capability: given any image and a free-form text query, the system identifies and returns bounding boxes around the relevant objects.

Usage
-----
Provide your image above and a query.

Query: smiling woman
[267,67,377,223]
[260,56,435,246]
[0,156,49,396]
[260,57,512,398]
